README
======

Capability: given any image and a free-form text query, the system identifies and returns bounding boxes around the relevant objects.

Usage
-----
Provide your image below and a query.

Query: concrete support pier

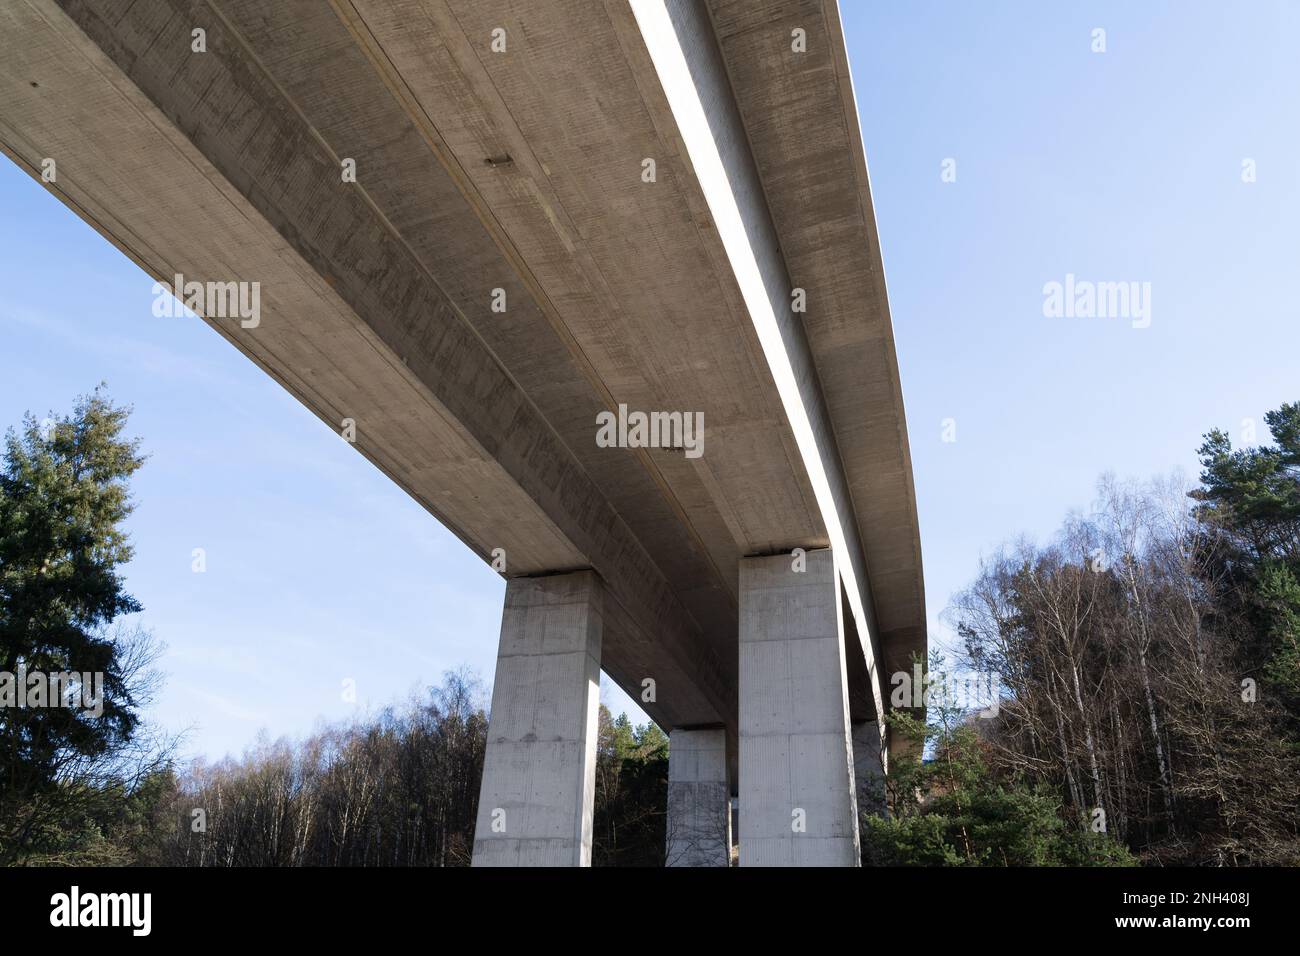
[472,571,603,866]
[665,727,731,866]
[738,549,860,866]
[853,719,888,820]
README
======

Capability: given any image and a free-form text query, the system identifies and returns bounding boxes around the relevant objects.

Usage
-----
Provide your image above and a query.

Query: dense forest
[135,679,666,867]
[0,391,670,866]
[1,391,1296,865]
[863,403,1300,865]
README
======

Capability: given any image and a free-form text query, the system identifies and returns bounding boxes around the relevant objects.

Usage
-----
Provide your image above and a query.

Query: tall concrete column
[739,549,860,866]
[853,719,888,820]
[472,571,602,867]
[665,727,731,867]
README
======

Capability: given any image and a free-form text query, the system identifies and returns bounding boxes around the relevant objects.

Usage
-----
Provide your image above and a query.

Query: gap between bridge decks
[629,0,886,721]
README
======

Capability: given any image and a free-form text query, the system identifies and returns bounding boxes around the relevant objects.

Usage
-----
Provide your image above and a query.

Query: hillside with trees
[1,392,1296,865]
[136,681,667,867]
[863,403,1300,865]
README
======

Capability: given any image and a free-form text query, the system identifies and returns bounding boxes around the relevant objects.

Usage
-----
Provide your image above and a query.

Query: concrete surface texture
[665,727,731,867]
[738,550,861,866]
[853,719,888,819]
[0,0,926,865]
[472,571,603,867]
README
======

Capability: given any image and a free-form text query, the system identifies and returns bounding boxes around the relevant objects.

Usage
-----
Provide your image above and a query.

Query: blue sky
[847,0,1300,651]
[2,1,1297,760]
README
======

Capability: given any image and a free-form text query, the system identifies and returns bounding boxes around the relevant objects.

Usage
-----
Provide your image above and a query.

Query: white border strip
[631,0,882,719]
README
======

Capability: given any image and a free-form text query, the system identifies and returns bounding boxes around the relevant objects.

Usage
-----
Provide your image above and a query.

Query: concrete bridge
[0,0,925,866]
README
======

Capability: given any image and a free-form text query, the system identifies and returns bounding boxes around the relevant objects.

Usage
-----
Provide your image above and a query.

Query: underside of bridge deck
[0,0,925,866]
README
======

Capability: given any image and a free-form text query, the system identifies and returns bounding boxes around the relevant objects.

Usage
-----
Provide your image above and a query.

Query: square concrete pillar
[472,571,602,866]
[665,727,731,866]
[853,719,887,820]
[739,549,860,866]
